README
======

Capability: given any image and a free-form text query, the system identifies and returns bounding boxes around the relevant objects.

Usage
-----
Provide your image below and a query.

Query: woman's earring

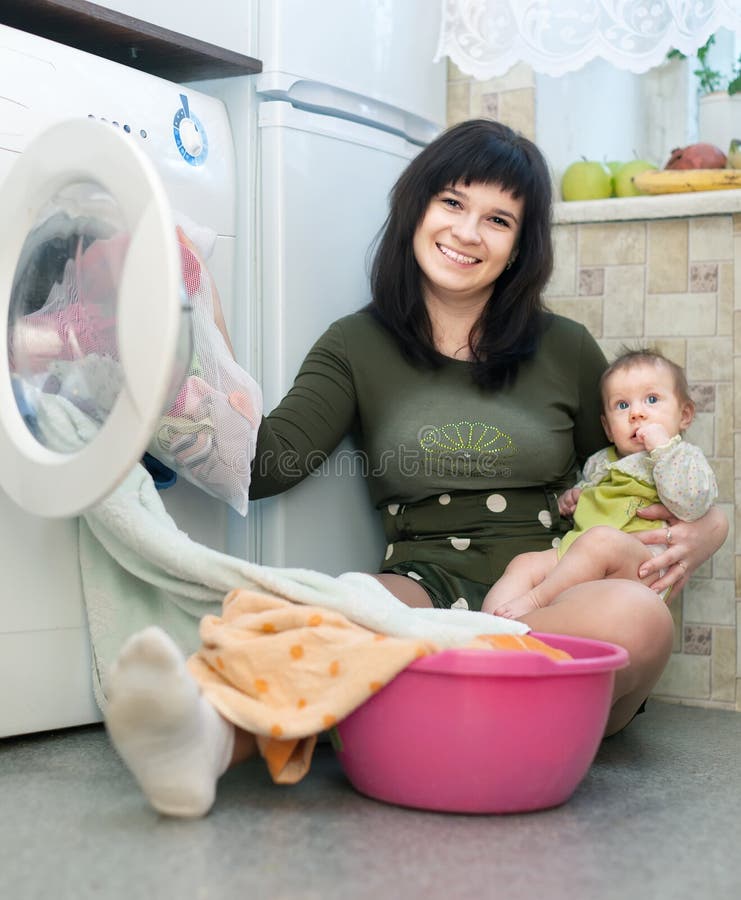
[505,256,514,270]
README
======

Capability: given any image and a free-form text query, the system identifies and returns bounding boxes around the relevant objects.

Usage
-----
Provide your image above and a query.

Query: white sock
[104,626,235,818]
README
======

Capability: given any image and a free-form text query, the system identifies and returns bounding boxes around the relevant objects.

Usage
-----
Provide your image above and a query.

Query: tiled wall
[446,60,535,138]
[545,215,737,711]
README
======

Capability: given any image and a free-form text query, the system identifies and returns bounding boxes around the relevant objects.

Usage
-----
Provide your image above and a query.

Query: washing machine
[0,25,242,737]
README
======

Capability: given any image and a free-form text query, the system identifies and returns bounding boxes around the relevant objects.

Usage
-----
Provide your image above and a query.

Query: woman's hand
[635,505,728,596]
[176,226,236,359]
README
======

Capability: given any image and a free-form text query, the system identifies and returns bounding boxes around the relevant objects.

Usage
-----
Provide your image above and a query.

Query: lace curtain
[436,0,741,78]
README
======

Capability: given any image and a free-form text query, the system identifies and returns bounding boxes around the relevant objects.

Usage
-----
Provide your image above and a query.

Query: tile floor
[2,700,740,900]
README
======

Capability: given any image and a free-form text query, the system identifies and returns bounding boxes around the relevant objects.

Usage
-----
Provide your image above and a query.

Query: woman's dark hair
[368,119,554,389]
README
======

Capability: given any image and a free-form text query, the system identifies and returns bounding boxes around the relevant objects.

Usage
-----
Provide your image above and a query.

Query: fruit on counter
[664,142,727,170]
[604,160,622,196]
[612,159,658,197]
[631,168,741,193]
[605,160,622,191]
[727,139,741,169]
[560,159,612,201]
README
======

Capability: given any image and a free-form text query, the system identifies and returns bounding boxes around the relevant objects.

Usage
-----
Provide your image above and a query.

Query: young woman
[106,120,728,816]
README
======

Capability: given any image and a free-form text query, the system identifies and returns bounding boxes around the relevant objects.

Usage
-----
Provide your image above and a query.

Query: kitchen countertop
[553,188,741,224]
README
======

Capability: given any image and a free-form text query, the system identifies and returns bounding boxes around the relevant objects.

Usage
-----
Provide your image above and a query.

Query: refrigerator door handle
[254,72,440,146]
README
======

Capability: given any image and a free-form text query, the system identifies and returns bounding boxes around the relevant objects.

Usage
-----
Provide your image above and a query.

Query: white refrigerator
[202,0,447,575]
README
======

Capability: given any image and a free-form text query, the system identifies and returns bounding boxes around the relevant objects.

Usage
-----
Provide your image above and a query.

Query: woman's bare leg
[372,573,434,607]
[518,579,674,735]
[230,727,258,766]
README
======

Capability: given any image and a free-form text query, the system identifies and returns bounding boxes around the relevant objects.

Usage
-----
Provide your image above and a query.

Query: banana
[632,169,741,193]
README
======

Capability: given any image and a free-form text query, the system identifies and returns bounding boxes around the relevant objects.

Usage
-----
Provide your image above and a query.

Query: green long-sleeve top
[250,310,608,509]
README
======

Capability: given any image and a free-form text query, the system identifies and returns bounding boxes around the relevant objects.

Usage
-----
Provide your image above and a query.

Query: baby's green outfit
[561,435,717,554]
[560,436,717,599]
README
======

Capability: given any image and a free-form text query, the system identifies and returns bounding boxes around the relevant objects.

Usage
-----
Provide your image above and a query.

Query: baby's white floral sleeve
[651,438,718,521]
[577,447,611,488]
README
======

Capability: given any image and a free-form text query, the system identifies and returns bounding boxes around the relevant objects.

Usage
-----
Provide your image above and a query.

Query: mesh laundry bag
[9,211,130,450]
[9,203,261,515]
[147,232,263,515]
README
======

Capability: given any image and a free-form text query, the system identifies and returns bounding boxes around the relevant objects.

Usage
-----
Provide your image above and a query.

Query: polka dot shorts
[380,486,569,611]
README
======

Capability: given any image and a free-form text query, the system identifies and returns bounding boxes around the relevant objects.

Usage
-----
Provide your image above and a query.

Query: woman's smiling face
[412,180,524,309]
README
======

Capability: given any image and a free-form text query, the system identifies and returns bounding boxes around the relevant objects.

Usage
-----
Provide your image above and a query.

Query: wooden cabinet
[0,0,262,81]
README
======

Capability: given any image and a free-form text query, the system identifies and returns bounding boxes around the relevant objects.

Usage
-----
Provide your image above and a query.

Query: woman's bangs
[436,143,532,198]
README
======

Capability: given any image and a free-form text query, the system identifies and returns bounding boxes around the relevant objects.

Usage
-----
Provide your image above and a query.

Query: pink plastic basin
[335,632,629,814]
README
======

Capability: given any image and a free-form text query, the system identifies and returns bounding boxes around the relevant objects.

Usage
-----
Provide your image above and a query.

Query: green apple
[561,160,612,201]
[605,160,622,195]
[613,159,658,197]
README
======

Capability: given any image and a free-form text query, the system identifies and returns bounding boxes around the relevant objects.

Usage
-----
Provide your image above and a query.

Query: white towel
[80,462,528,711]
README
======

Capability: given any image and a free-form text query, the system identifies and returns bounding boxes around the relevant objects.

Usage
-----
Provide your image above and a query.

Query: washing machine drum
[8,182,191,455]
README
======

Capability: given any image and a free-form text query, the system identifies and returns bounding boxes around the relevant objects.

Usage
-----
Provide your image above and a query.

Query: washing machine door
[0,118,191,517]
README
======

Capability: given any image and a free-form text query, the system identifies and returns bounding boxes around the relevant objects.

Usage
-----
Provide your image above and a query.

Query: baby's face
[600,362,693,456]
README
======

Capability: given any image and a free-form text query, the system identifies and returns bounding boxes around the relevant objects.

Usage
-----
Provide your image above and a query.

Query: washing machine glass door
[0,118,191,517]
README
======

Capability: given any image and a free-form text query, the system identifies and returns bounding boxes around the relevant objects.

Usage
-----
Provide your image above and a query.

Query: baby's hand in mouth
[635,423,671,452]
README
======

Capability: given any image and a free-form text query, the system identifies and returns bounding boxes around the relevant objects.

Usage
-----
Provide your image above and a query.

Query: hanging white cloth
[436,0,741,78]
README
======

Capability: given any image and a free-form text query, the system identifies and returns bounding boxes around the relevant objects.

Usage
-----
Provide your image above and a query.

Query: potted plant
[670,35,741,154]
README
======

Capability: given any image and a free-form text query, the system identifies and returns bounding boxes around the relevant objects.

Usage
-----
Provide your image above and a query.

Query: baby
[483,349,717,620]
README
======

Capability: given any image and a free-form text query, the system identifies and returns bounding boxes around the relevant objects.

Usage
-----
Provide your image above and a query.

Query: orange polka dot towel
[186,588,570,785]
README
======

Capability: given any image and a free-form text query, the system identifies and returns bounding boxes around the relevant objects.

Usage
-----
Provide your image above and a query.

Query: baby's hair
[600,347,693,410]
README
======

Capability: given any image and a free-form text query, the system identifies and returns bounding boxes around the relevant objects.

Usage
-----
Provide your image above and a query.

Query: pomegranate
[664,142,727,170]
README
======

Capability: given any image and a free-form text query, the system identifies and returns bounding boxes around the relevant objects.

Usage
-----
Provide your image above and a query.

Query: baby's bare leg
[482,549,559,615]
[526,526,656,613]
